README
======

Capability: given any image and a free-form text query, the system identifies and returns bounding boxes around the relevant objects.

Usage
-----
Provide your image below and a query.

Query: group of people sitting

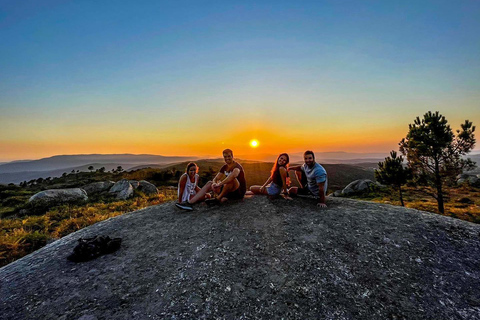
[175,149,328,211]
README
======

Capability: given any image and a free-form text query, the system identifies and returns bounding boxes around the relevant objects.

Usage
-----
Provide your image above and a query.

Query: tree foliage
[399,111,476,213]
[375,151,411,206]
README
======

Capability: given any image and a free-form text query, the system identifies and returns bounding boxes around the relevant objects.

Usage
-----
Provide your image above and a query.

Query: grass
[348,184,480,223]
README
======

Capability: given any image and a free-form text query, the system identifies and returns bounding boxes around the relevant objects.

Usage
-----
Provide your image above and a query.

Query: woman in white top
[176,162,212,210]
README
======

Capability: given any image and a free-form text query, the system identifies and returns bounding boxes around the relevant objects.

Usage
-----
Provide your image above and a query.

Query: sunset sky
[1,0,479,162]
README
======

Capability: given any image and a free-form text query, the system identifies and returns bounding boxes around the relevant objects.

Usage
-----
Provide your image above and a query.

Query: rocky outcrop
[137,180,159,195]
[1,197,479,319]
[340,179,377,196]
[109,179,133,200]
[28,188,88,208]
[82,181,115,195]
[457,174,480,187]
[129,180,140,189]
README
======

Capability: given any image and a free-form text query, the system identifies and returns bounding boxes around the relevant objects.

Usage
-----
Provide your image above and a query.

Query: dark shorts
[297,187,316,196]
[225,188,245,200]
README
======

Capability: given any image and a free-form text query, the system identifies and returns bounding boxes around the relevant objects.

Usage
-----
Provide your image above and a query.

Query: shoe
[175,202,193,211]
[205,198,220,206]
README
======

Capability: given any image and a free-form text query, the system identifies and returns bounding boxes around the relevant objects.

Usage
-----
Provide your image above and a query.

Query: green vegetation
[399,111,476,213]
[375,151,412,206]
[354,112,478,221]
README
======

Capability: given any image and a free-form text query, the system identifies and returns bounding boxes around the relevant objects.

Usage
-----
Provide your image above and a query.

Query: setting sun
[249,139,259,148]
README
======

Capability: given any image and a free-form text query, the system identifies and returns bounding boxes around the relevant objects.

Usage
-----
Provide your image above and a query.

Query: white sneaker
[175,202,193,211]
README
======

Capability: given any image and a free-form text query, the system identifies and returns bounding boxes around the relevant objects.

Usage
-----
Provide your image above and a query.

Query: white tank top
[178,173,198,202]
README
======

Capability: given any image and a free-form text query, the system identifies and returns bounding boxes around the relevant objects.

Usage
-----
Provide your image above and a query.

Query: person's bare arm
[260,176,273,193]
[213,172,225,184]
[212,172,226,192]
[288,165,302,172]
[218,168,240,186]
[177,175,187,203]
[317,181,327,208]
[280,167,292,200]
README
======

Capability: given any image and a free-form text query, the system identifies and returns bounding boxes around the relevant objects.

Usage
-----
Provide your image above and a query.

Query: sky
[1,0,479,162]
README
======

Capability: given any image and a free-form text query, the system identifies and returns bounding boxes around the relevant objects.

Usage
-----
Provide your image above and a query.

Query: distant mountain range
[0,152,478,185]
[0,154,197,184]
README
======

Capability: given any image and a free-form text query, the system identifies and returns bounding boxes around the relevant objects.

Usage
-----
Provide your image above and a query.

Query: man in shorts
[288,150,328,208]
[206,149,247,205]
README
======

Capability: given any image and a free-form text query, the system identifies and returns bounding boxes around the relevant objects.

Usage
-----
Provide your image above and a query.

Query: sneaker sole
[175,203,193,211]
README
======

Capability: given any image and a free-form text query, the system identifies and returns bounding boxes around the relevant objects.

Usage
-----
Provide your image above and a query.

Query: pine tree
[375,151,411,206]
[399,111,476,214]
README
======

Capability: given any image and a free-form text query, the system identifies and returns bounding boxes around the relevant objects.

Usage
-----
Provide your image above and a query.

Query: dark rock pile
[1,197,479,319]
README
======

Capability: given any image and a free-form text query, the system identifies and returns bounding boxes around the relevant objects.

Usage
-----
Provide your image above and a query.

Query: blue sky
[1,0,479,160]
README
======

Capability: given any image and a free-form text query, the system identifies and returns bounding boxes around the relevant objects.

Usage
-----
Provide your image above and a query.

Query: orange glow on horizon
[0,124,413,161]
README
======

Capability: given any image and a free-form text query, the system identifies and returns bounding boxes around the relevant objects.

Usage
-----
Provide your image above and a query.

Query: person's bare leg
[249,185,269,195]
[288,186,298,196]
[217,179,240,199]
[294,171,303,186]
[188,181,213,204]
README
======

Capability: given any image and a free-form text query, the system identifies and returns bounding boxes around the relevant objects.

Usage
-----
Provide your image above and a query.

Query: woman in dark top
[249,153,292,200]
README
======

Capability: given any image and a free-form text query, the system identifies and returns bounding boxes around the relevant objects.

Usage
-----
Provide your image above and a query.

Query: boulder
[333,190,343,197]
[28,188,88,208]
[82,181,115,195]
[342,179,376,196]
[109,179,131,193]
[137,180,159,195]
[129,180,140,189]
[116,185,134,200]
[109,179,134,200]
[457,174,480,187]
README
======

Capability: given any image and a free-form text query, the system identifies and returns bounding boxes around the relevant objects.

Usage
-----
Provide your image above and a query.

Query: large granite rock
[1,197,479,319]
[341,179,376,196]
[109,179,134,200]
[137,180,159,195]
[28,188,88,208]
[82,181,115,195]
[129,180,140,189]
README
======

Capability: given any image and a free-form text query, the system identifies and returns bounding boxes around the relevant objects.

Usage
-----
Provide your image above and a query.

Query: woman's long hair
[271,153,290,184]
[185,162,199,174]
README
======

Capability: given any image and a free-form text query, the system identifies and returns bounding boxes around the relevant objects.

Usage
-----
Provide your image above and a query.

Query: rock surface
[109,179,134,200]
[28,188,88,207]
[341,179,377,196]
[129,180,140,189]
[137,180,159,195]
[82,181,115,195]
[1,197,480,319]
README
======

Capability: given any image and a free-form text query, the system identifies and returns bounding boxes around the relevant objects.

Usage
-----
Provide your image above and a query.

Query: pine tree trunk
[434,158,445,214]
[399,186,405,207]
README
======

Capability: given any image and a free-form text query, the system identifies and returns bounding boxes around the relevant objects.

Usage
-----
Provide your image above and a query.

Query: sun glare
[250,139,259,148]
